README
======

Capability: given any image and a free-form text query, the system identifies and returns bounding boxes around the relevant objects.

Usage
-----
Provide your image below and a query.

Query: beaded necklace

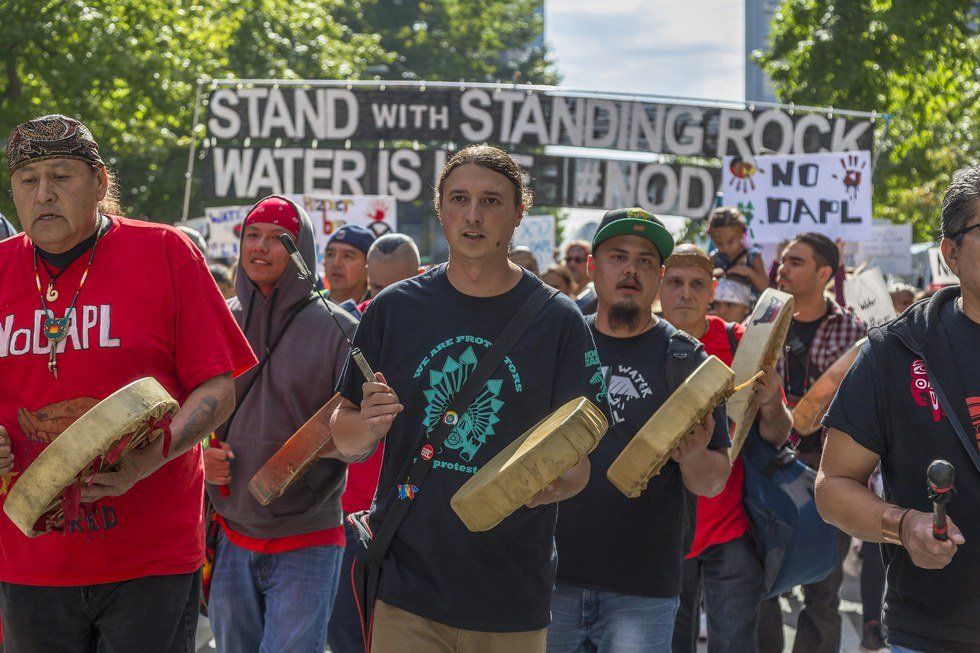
[32,216,106,379]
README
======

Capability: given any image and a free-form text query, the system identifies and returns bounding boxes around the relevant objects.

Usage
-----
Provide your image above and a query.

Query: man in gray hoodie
[203,195,359,653]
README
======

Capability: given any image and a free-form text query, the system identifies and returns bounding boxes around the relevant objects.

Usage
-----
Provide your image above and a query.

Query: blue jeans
[208,530,343,653]
[548,584,680,653]
[673,533,765,653]
[327,524,365,653]
[890,647,922,653]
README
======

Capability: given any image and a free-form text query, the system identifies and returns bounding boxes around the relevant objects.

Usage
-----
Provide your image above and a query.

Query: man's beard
[609,299,643,331]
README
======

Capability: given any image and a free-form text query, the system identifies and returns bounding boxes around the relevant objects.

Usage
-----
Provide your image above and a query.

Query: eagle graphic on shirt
[422,346,505,463]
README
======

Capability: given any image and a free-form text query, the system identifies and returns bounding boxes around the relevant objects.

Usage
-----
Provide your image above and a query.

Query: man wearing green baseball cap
[551,208,732,652]
[574,208,676,315]
[591,207,676,260]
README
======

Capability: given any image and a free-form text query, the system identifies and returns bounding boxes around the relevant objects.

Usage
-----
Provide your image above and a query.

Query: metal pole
[181,79,205,222]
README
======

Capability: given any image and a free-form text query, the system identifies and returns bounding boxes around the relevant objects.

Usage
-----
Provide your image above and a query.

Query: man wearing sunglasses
[817,165,980,653]
[563,240,591,294]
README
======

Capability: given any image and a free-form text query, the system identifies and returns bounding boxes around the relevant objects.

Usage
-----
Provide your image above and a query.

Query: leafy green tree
[345,0,555,84]
[0,0,554,226]
[756,0,979,241]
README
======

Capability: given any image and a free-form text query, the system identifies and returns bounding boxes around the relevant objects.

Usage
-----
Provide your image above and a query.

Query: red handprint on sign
[832,154,865,200]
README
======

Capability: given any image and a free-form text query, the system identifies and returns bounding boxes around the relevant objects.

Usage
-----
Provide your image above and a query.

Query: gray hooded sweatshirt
[208,197,357,539]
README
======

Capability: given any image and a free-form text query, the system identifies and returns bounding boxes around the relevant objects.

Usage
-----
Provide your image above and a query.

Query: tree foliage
[0,0,551,226]
[757,0,979,241]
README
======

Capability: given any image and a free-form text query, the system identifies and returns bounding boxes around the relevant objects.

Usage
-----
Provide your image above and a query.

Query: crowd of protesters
[0,114,976,653]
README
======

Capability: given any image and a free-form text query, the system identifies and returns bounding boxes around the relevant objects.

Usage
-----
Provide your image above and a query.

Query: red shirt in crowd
[0,217,256,585]
[687,315,751,559]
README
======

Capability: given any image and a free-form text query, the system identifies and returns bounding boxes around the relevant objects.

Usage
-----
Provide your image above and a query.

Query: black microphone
[278,233,376,383]
[927,459,955,541]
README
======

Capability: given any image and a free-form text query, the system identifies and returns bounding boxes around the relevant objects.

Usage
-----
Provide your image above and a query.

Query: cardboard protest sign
[205,205,249,258]
[722,151,873,243]
[845,267,896,328]
[855,222,912,275]
[512,215,555,272]
[928,247,958,286]
[301,194,397,261]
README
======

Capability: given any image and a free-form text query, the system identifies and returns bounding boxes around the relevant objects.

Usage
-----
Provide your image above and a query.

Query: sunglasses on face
[950,223,980,239]
[565,255,586,264]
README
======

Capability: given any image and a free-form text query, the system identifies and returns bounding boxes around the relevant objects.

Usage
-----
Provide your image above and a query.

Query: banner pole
[181,79,205,223]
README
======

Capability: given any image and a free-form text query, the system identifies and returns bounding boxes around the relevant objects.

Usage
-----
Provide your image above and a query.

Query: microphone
[277,231,314,279]
[927,459,955,541]
[277,233,376,382]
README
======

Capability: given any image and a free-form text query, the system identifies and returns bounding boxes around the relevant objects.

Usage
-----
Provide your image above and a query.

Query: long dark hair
[434,144,533,216]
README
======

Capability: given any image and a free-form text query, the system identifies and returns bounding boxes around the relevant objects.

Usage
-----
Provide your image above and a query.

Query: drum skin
[4,378,178,537]
[451,397,608,532]
[607,356,735,499]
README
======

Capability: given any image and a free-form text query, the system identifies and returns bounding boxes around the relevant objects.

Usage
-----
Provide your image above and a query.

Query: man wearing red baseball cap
[203,195,362,652]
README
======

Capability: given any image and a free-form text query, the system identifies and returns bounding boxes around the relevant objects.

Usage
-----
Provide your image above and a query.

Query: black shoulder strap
[365,283,559,566]
[726,322,740,356]
[218,293,318,438]
[665,329,702,391]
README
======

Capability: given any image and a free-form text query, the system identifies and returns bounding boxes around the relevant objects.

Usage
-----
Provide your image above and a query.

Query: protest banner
[205,205,249,258]
[722,150,873,243]
[844,267,896,328]
[513,215,555,272]
[301,194,397,259]
[193,82,876,220]
[849,221,912,275]
[928,247,958,286]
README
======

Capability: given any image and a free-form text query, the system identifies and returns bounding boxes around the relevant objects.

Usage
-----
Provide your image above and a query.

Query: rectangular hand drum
[451,397,608,532]
[607,356,735,498]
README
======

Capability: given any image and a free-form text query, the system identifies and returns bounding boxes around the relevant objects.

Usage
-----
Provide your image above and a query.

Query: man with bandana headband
[549,209,732,653]
[203,195,362,652]
[0,115,256,652]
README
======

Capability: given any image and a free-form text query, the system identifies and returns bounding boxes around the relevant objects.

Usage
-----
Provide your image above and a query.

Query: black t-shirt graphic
[336,264,606,631]
[554,317,730,598]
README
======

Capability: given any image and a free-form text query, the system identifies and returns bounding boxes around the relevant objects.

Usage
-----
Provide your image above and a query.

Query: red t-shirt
[0,217,256,585]
[688,315,751,559]
[341,444,384,514]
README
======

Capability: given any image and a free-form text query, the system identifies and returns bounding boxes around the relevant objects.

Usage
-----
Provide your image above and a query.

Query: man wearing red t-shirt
[202,195,360,653]
[660,245,792,653]
[0,115,256,652]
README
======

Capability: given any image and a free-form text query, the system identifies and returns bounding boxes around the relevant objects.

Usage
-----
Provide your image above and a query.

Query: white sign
[852,222,912,275]
[301,194,397,260]
[205,205,249,258]
[844,267,896,329]
[928,247,958,286]
[722,151,873,243]
[513,215,556,272]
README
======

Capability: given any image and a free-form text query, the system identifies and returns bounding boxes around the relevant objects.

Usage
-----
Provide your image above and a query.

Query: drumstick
[278,234,375,382]
[732,369,766,394]
[208,433,231,497]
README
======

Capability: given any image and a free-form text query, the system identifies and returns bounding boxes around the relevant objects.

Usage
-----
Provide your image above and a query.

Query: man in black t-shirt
[818,166,980,653]
[758,231,865,653]
[549,209,732,653]
[331,146,605,653]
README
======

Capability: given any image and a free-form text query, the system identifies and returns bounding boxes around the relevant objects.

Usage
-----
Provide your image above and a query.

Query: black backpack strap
[665,329,702,391]
[364,283,559,567]
[726,322,740,356]
[218,293,318,438]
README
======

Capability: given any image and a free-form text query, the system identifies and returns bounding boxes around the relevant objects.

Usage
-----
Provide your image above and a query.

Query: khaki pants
[371,600,547,653]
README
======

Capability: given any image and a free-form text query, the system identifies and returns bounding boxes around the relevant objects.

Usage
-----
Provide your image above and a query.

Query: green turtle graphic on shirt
[422,346,505,462]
